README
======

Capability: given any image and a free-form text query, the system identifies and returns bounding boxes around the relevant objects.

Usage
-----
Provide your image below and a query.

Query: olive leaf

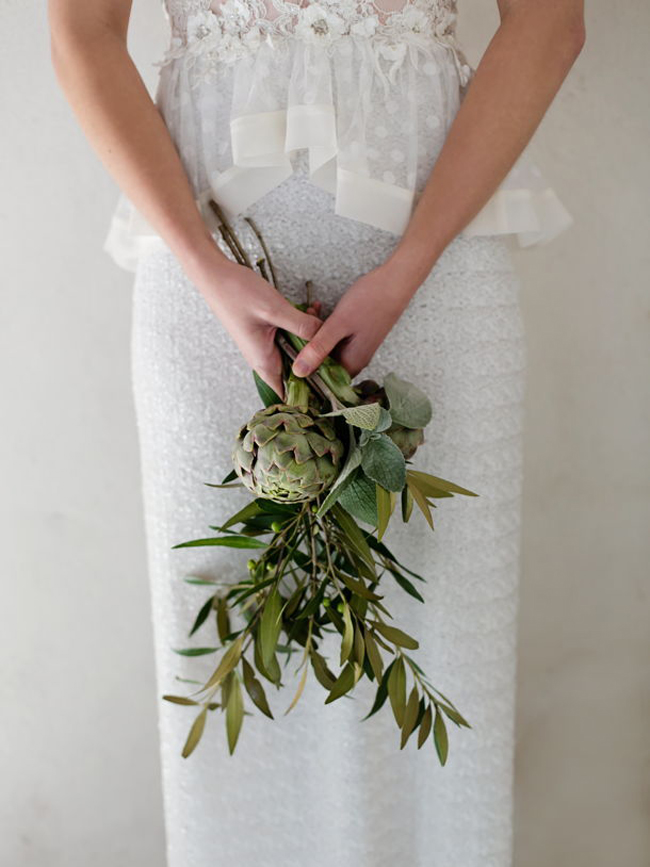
[324,662,356,704]
[259,588,283,669]
[253,369,282,408]
[387,656,407,726]
[182,706,208,758]
[242,657,274,719]
[226,678,244,754]
[433,707,449,765]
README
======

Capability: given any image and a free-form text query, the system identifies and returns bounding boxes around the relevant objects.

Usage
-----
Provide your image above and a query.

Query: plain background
[1,1,648,865]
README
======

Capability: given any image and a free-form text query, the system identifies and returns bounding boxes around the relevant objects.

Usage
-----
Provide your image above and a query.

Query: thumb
[291,316,344,378]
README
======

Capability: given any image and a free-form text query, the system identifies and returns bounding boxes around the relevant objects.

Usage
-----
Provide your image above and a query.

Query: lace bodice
[104,0,573,271]
[161,0,470,82]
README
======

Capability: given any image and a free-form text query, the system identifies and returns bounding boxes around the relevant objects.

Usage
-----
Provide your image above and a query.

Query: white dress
[106,2,572,865]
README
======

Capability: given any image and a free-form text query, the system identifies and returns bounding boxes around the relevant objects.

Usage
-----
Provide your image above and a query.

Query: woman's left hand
[291,262,419,379]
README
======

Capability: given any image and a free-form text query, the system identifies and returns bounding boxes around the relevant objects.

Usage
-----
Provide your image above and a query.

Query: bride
[48,1,584,865]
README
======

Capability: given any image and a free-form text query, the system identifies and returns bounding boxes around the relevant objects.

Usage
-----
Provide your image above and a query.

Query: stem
[208,199,253,268]
[275,332,344,410]
[245,216,280,289]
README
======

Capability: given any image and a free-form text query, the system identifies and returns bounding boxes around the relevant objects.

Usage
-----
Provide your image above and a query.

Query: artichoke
[232,405,345,503]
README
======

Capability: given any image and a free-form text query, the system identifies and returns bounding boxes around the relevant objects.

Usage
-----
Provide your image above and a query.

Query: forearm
[386,0,585,291]
[49,7,224,275]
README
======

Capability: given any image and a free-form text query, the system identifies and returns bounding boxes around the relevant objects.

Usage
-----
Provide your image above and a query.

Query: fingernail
[292,361,308,377]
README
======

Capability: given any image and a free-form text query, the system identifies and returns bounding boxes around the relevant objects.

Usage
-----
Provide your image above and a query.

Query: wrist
[381,243,440,302]
[180,234,239,287]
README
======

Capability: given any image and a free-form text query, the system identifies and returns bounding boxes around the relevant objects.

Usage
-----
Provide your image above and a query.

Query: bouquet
[165,201,476,765]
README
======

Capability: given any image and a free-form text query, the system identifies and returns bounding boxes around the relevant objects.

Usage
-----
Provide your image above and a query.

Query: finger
[271,303,322,342]
[306,300,323,317]
[338,338,369,379]
[292,317,347,378]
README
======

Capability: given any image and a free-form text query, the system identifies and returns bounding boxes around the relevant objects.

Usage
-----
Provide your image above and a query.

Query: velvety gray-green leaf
[360,435,406,493]
[383,372,433,429]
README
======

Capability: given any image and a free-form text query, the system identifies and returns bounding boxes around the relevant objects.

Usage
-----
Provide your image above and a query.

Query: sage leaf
[321,402,382,430]
[337,470,379,526]
[384,372,433,429]
[360,435,406,492]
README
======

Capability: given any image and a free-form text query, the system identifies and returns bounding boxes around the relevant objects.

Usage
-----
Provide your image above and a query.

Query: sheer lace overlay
[104,0,573,271]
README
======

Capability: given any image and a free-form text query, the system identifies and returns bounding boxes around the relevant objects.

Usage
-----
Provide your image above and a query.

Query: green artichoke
[232,405,345,503]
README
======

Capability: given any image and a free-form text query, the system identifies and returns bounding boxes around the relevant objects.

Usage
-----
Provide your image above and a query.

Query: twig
[245,216,279,289]
[208,199,253,269]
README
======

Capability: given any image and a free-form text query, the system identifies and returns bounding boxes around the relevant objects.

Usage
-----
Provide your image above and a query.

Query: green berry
[322,598,330,608]
[337,601,344,613]
[247,559,256,572]
[271,521,283,533]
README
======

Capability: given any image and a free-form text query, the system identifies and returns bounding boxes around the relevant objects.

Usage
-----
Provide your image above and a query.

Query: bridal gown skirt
[130,151,527,867]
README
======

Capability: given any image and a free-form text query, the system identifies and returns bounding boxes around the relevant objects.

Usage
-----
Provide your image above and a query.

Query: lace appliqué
[159,0,472,87]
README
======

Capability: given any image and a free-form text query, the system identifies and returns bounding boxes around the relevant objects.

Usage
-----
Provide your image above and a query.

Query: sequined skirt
[130,150,526,867]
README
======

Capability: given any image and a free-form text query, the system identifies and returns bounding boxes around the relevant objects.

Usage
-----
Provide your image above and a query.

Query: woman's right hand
[186,248,323,398]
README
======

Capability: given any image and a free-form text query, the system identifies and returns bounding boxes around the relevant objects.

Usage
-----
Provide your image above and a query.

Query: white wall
[1,2,648,865]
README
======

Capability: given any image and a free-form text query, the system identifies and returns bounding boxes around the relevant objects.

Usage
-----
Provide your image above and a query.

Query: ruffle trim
[104,124,573,273]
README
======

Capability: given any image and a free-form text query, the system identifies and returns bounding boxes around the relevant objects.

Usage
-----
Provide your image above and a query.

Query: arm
[49,0,320,395]
[291,0,585,378]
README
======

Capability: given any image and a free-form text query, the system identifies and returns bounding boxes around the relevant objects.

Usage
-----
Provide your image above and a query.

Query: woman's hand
[187,249,322,397]
[290,260,420,379]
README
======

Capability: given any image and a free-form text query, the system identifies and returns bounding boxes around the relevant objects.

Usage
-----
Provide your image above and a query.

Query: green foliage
[166,205,478,765]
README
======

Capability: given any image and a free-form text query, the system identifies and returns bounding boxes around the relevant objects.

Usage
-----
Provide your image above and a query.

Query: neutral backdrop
[1,1,648,865]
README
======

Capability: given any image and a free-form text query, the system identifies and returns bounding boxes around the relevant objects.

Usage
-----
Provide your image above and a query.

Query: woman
[49,1,584,865]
